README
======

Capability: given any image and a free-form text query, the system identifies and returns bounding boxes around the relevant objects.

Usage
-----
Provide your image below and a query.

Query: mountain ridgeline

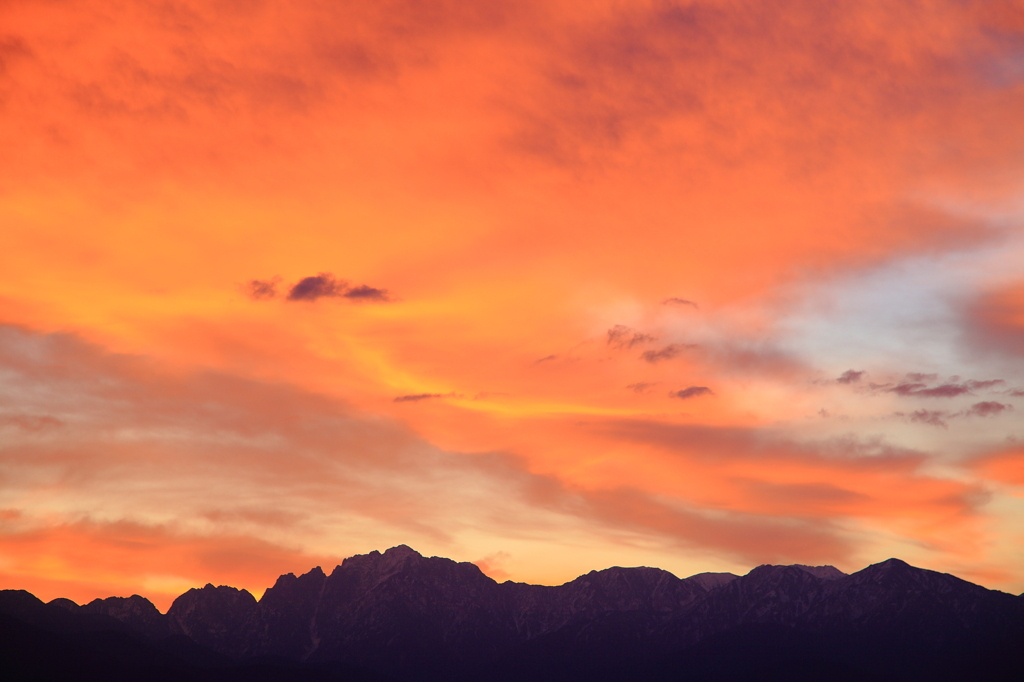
[3,545,1024,681]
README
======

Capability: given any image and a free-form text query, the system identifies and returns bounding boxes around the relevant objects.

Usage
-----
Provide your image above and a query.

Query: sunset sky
[2,0,1024,611]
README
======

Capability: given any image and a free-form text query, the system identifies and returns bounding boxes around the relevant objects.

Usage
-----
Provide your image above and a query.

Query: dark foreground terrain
[3,546,1024,681]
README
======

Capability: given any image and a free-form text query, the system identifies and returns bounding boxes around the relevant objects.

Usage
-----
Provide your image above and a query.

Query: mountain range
[3,545,1024,681]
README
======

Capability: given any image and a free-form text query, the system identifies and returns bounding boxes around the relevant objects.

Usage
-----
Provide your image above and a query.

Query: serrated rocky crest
[21,547,1023,681]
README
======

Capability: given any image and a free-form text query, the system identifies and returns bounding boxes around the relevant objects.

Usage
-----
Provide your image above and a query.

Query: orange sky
[2,0,1024,610]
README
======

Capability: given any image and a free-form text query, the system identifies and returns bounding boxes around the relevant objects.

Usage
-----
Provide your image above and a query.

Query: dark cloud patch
[965,401,1012,418]
[1009,389,1024,397]
[626,382,657,393]
[245,278,279,300]
[888,382,972,398]
[966,379,1005,391]
[873,376,1004,399]
[662,298,698,309]
[894,401,1013,426]
[640,343,695,363]
[606,324,655,349]
[393,392,457,403]
[915,384,974,398]
[534,354,557,364]
[287,273,347,301]
[670,386,713,400]
[284,273,392,303]
[836,369,864,384]
[343,284,390,302]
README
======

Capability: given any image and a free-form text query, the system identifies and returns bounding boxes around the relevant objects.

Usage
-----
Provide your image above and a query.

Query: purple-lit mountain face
[3,547,1024,682]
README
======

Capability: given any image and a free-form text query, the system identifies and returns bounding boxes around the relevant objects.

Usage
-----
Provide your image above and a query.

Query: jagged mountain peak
[744,563,825,579]
[275,565,326,581]
[853,557,930,582]
[575,565,676,583]
[331,544,489,585]
[335,544,427,573]
[792,564,846,580]
[849,557,977,593]
[742,563,845,582]
[83,594,161,614]
[6,551,1024,682]
[383,544,421,558]
[198,582,252,593]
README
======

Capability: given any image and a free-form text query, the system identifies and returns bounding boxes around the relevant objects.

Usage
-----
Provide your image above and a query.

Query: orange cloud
[0,517,342,612]
[1,0,1024,598]
[975,445,1024,489]
[966,282,1024,358]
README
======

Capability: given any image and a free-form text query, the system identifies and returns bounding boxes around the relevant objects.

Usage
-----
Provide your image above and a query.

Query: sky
[1,0,1024,611]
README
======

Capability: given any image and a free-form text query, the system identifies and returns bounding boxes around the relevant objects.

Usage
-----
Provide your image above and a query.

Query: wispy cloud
[836,370,865,384]
[670,386,713,400]
[640,344,695,363]
[607,324,655,349]
[245,278,280,300]
[393,392,458,403]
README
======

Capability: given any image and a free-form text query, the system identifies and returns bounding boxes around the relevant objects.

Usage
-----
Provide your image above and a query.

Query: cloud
[343,284,390,302]
[606,324,654,349]
[973,445,1024,487]
[888,382,970,398]
[287,273,347,301]
[894,401,1012,426]
[534,354,557,364]
[245,278,280,300]
[662,297,698,309]
[0,518,344,611]
[699,341,806,378]
[670,386,713,400]
[964,401,1012,418]
[836,369,865,384]
[472,450,854,566]
[963,282,1024,357]
[966,379,1005,391]
[884,377,1004,399]
[626,382,657,393]
[895,410,951,428]
[591,418,986,538]
[0,413,63,431]
[285,273,391,303]
[640,343,694,363]
[473,551,511,581]
[0,323,873,587]
[393,393,455,403]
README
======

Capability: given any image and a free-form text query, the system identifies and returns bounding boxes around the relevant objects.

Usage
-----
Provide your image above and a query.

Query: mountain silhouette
[3,546,1023,681]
